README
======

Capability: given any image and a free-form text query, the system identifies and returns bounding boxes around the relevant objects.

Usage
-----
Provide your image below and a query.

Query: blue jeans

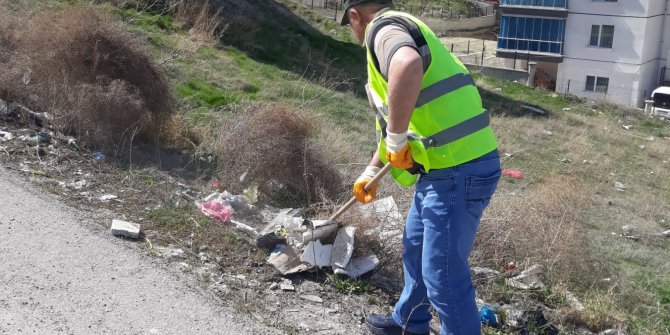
[391,150,501,335]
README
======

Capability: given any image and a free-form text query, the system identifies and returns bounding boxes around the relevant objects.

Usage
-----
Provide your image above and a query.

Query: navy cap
[340,0,393,26]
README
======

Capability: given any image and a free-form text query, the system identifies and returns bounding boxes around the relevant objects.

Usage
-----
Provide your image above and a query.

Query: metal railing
[500,0,567,9]
[294,0,497,21]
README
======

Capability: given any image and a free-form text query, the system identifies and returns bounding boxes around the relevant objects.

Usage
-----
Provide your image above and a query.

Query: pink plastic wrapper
[502,169,524,180]
[198,201,234,224]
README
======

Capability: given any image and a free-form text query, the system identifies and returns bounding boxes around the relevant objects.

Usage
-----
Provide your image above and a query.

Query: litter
[521,105,546,116]
[267,244,309,275]
[330,226,356,269]
[243,185,258,203]
[302,222,339,243]
[333,254,379,279]
[93,151,105,160]
[300,240,332,268]
[198,200,234,224]
[502,169,524,179]
[479,305,498,327]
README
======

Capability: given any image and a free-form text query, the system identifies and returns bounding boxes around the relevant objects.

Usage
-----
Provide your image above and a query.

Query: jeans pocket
[465,170,501,219]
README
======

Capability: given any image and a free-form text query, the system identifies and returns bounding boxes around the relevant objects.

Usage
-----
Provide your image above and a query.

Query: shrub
[211,103,341,205]
[0,6,173,154]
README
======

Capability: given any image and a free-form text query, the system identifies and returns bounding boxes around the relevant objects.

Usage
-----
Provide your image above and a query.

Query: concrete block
[110,219,140,239]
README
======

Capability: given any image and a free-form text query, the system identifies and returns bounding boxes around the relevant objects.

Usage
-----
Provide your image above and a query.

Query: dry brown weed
[210,103,342,205]
[0,6,173,154]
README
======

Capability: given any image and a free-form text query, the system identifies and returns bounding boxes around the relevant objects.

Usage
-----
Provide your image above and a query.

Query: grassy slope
[119,3,670,332]
[19,0,668,332]
[478,76,670,333]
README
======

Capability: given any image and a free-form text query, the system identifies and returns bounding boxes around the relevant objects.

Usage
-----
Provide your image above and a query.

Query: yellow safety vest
[365,10,498,186]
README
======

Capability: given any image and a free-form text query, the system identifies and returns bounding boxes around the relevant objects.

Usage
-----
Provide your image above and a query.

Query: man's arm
[368,149,384,168]
[386,46,423,134]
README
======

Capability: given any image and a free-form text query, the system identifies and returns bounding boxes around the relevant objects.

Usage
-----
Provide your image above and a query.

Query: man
[341,1,501,334]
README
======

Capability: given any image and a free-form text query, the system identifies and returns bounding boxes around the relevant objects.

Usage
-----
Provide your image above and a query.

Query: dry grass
[209,103,342,205]
[173,0,223,44]
[0,5,173,154]
[473,174,593,284]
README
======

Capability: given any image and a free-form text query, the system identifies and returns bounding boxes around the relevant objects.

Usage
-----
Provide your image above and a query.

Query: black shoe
[365,314,429,335]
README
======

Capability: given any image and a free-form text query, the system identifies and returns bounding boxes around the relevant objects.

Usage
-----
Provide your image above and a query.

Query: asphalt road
[0,167,279,335]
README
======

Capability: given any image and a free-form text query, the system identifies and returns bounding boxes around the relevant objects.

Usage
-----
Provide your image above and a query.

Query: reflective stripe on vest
[415,73,475,108]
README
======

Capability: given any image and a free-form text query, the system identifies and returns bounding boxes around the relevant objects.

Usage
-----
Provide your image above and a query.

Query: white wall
[555,0,669,106]
[568,0,662,17]
[563,13,651,64]
[556,58,641,106]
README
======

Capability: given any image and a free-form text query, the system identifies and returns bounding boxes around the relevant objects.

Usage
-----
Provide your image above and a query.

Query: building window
[497,16,565,54]
[500,0,568,7]
[589,25,614,48]
[585,76,609,93]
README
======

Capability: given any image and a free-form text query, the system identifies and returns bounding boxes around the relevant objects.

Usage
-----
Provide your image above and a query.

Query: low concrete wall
[465,64,529,83]
[419,14,497,35]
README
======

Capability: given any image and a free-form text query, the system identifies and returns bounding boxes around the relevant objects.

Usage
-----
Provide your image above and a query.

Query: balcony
[496,16,565,62]
[500,0,567,8]
[499,0,568,18]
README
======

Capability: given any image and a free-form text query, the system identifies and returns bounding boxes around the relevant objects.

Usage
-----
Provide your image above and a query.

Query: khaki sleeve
[373,25,418,79]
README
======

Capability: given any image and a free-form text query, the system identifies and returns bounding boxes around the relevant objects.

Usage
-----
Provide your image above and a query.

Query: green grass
[330,274,372,294]
[114,8,176,32]
[176,80,241,107]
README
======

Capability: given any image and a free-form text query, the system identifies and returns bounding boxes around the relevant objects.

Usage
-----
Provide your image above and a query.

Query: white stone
[564,291,585,311]
[599,330,625,335]
[333,254,379,279]
[614,181,626,191]
[110,219,141,239]
[0,130,14,142]
[154,246,185,258]
[99,194,119,202]
[661,230,670,237]
[330,226,356,269]
[280,283,295,291]
[300,240,332,268]
[299,295,323,303]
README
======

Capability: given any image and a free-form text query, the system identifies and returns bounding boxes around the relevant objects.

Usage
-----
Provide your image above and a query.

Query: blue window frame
[500,0,568,8]
[497,16,565,54]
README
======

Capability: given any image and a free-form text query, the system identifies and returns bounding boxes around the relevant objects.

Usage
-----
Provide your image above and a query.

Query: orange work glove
[353,166,380,204]
[385,130,414,169]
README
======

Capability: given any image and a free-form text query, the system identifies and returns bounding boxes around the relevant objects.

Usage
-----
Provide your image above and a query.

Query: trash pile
[196,189,405,280]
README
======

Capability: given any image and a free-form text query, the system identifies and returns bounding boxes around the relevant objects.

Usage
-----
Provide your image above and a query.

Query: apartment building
[496,0,670,107]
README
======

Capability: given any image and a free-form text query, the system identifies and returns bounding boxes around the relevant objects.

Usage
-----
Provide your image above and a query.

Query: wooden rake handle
[328,163,392,222]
